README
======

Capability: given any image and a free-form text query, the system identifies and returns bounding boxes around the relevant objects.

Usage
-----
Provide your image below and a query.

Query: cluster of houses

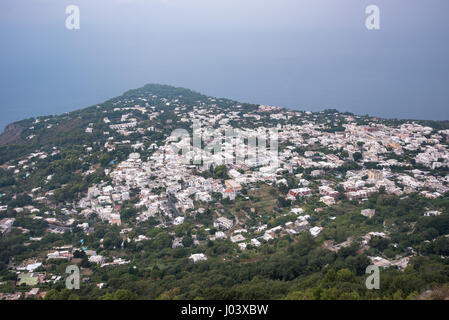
[2,88,449,298]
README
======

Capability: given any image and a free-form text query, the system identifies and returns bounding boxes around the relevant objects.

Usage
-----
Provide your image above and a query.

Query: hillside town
[0,84,448,300]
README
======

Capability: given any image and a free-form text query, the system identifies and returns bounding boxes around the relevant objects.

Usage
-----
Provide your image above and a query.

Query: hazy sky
[0,0,448,130]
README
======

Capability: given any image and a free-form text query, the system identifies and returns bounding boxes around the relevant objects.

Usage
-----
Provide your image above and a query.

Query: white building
[214,217,234,230]
[309,226,323,237]
[251,238,261,247]
[173,216,185,225]
[189,253,207,263]
[89,255,105,264]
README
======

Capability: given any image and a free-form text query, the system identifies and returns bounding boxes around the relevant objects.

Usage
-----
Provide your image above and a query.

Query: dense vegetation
[0,84,448,300]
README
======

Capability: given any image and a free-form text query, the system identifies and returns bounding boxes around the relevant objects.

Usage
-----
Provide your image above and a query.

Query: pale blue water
[0,0,448,132]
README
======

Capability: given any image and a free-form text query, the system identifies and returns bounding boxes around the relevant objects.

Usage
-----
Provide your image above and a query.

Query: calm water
[1,0,449,132]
